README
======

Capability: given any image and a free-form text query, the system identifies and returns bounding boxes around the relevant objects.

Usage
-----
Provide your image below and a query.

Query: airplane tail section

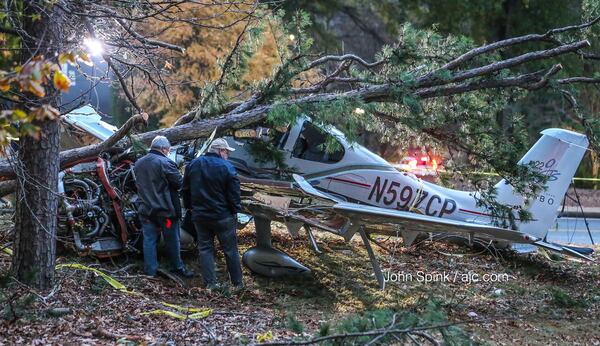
[493,129,589,239]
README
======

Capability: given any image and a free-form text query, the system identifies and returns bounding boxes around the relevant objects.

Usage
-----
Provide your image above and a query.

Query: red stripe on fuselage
[459,208,492,217]
[327,176,371,188]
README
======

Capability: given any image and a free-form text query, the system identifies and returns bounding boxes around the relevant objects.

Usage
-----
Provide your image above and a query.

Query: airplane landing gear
[242,216,311,278]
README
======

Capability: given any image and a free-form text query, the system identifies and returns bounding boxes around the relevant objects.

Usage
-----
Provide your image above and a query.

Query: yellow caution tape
[572,177,600,182]
[141,308,212,320]
[56,263,211,320]
[536,248,576,263]
[141,309,189,320]
[160,301,212,314]
[1,246,12,256]
[56,263,127,291]
[256,330,273,342]
[537,247,553,261]
[188,309,212,319]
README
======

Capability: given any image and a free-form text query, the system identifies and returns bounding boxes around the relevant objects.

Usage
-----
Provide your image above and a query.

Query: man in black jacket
[134,136,193,278]
[182,138,243,289]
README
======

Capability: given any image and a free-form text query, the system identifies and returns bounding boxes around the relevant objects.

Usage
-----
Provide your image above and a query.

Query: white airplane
[222,116,593,288]
[60,106,593,288]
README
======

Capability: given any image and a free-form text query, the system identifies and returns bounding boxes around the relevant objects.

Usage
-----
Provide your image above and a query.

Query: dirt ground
[1,222,599,345]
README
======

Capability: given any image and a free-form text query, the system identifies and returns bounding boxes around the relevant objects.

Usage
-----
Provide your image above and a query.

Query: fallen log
[0,103,271,187]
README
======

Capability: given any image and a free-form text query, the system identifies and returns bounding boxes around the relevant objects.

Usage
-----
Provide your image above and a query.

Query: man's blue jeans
[142,217,185,276]
[194,216,243,286]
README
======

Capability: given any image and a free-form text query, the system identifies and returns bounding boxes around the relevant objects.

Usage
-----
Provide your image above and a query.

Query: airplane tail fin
[493,129,589,239]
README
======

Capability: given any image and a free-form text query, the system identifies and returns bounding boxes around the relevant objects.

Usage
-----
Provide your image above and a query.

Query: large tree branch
[440,15,600,72]
[422,40,590,87]
[415,68,561,98]
[59,111,149,166]
[99,112,149,151]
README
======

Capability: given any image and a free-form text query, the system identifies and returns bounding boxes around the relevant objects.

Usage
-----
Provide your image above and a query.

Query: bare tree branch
[291,61,353,94]
[522,63,563,90]
[558,77,600,84]
[83,19,143,113]
[114,18,186,53]
[96,112,149,153]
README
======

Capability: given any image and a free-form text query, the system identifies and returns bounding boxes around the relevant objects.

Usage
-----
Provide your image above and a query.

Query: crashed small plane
[58,105,593,288]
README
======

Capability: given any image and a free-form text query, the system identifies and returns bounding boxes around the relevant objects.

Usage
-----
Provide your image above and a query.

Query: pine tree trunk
[11,1,63,290]
[11,119,60,289]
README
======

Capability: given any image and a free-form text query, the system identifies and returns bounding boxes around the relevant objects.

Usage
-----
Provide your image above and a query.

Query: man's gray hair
[151,135,171,149]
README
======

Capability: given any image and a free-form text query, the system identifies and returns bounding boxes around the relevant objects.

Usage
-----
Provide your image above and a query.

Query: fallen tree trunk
[0,103,272,180]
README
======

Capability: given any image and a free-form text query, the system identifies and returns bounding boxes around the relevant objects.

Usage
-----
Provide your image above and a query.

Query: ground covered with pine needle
[1,222,599,345]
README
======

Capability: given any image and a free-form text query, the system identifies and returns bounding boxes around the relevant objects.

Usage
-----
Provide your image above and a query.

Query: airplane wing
[291,174,593,260]
[332,202,537,243]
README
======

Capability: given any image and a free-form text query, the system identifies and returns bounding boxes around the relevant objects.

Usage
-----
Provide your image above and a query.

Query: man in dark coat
[182,138,243,289]
[134,135,193,278]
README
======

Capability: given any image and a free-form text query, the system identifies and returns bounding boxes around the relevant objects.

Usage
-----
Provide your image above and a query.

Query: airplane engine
[57,156,196,258]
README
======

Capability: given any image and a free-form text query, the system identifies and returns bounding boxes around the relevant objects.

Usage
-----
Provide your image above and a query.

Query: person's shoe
[232,283,245,295]
[171,267,195,278]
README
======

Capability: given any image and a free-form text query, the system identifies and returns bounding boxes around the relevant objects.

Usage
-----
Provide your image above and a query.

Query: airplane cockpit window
[292,122,344,163]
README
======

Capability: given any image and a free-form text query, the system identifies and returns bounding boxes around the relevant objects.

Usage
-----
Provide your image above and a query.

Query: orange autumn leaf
[53,70,71,92]
[0,79,10,92]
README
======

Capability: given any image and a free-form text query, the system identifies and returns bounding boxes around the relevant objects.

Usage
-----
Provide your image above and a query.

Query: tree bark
[12,118,60,289]
[11,1,63,289]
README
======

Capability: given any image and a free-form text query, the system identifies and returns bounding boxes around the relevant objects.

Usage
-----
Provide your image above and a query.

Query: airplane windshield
[292,122,344,163]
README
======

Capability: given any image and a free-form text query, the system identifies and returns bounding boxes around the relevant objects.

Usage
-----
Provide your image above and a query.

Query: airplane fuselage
[228,117,589,246]
[228,118,492,228]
